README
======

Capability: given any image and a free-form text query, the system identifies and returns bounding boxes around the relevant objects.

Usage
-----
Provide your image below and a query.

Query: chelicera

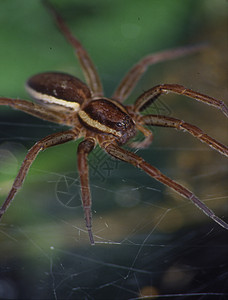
[0,0,228,244]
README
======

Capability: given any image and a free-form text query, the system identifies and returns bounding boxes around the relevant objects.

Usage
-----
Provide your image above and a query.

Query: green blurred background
[0,0,227,299]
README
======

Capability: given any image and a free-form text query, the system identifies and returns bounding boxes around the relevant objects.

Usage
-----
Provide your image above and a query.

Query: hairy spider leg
[0,130,78,220]
[0,97,68,124]
[140,115,228,157]
[112,44,207,102]
[43,0,103,98]
[105,142,228,230]
[133,83,228,117]
[77,138,96,245]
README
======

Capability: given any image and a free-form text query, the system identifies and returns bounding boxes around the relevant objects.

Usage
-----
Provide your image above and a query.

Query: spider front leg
[133,84,228,117]
[140,114,228,157]
[0,130,78,220]
[77,138,96,245]
[104,142,228,230]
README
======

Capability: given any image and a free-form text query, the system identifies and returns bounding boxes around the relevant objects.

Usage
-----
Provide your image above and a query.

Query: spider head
[78,98,136,144]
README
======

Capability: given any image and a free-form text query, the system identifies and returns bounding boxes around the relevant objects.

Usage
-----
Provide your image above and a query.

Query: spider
[0,0,228,245]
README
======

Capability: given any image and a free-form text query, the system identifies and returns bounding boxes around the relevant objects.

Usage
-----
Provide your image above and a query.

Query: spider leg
[104,142,228,230]
[133,84,228,117]
[43,0,103,97]
[0,130,78,221]
[112,44,206,102]
[77,138,96,245]
[141,114,228,157]
[0,97,69,125]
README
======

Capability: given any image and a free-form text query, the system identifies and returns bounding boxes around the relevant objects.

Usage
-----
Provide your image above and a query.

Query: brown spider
[0,1,228,245]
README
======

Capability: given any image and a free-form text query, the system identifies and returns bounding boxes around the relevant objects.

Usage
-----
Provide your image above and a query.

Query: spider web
[0,103,227,300]
[0,1,228,299]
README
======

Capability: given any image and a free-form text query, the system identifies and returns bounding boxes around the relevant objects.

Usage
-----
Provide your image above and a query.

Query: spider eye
[116,116,130,129]
[116,122,123,127]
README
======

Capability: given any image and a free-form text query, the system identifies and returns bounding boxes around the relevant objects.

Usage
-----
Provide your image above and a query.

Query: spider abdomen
[26,72,91,110]
[78,98,136,144]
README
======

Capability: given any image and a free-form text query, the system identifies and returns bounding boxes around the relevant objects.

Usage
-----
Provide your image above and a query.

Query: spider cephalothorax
[0,0,227,244]
[78,99,136,144]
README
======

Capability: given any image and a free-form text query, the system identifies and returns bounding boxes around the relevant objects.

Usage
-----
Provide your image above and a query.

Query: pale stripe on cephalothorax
[78,110,122,137]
